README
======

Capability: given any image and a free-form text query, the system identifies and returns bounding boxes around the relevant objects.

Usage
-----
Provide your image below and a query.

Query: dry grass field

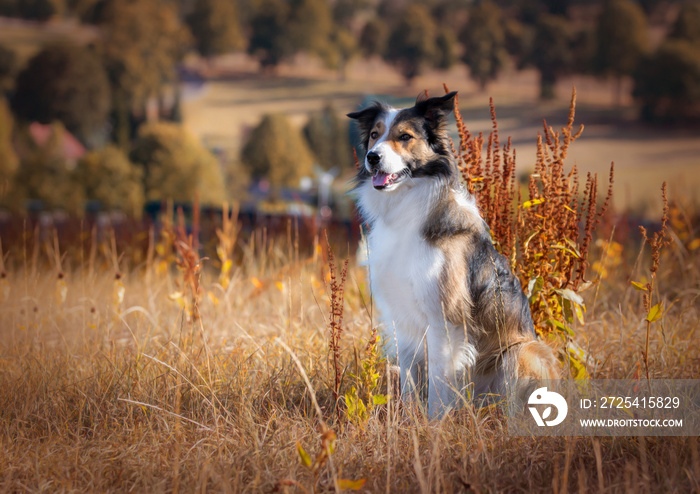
[0,199,698,493]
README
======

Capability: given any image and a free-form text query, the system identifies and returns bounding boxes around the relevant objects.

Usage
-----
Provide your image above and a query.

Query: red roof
[29,122,86,161]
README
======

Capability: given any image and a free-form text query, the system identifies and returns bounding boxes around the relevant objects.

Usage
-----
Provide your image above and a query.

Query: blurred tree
[385,5,438,83]
[319,28,359,79]
[303,104,352,171]
[504,17,534,69]
[594,0,648,104]
[435,28,458,71]
[0,45,17,94]
[529,14,574,99]
[286,0,333,54]
[96,0,190,147]
[634,39,700,122]
[670,2,700,44]
[0,0,64,20]
[332,0,370,29]
[66,0,100,20]
[248,0,333,70]
[429,0,470,33]
[571,27,597,75]
[541,0,570,16]
[130,123,225,205]
[186,0,245,58]
[460,2,509,90]
[0,98,19,189]
[12,122,84,213]
[242,114,314,187]
[359,18,388,58]
[11,44,110,145]
[75,146,144,216]
[248,0,292,69]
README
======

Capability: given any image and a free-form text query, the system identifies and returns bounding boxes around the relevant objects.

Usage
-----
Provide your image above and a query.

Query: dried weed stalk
[636,183,671,379]
[326,239,349,421]
[447,85,614,372]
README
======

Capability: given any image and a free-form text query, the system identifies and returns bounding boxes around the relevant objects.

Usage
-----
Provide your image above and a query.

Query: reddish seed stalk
[445,86,615,339]
[327,239,348,423]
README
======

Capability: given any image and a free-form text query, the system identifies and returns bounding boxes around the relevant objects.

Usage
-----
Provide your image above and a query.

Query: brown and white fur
[348,92,559,417]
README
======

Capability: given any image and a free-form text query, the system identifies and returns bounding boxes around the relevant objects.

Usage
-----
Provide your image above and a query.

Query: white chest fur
[368,217,444,330]
[359,180,446,346]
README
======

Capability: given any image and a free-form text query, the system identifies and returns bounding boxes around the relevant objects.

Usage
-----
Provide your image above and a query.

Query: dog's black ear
[347,102,386,149]
[414,91,457,128]
[347,103,384,130]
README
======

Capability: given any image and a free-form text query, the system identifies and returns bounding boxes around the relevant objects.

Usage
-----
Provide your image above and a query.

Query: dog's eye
[400,133,413,141]
[370,131,379,139]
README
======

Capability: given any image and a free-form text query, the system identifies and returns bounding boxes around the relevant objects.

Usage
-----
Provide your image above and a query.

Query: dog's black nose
[366,151,381,166]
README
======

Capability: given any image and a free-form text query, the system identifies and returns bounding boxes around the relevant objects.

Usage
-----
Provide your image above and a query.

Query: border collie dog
[348,91,559,417]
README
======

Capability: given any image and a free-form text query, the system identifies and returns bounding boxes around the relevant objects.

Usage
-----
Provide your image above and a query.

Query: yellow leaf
[338,478,367,490]
[551,244,581,259]
[573,303,585,325]
[275,281,284,292]
[522,198,545,209]
[222,259,232,275]
[630,281,648,291]
[168,291,184,301]
[113,282,125,306]
[296,442,312,468]
[207,291,219,306]
[646,302,664,323]
[687,238,700,251]
[251,277,263,289]
[372,394,388,405]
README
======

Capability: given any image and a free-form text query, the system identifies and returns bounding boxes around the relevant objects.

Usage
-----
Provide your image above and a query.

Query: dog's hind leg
[513,340,559,381]
[500,340,560,403]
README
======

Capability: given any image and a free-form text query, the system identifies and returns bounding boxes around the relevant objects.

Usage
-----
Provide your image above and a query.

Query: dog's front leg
[398,343,424,405]
[426,327,461,418]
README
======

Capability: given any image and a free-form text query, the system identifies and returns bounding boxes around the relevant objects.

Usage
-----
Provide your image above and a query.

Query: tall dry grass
[0,210,698,492]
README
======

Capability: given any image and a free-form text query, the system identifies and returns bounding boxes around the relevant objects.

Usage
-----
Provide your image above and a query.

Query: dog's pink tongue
[373,172,390,187]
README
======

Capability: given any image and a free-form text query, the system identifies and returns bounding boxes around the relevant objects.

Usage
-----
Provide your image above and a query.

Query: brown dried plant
[446,85,614,374]
[326,237,349,422]
[635,183,671,379]
[215,201,240,290]
[170,201,206,321]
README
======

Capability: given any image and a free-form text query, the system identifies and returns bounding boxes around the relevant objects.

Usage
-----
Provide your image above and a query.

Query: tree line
[0,0,698,214]
[1,0,698,107]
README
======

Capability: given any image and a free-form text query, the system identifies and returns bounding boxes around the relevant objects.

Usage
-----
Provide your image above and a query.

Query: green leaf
[630,281,648,291]
[338,478,367,490]
[646,302,664,323]
[372,394,388,405]
[547,318,574,336]
[562,298,574,324]
[522,198,545,208]
[297,442,312,468]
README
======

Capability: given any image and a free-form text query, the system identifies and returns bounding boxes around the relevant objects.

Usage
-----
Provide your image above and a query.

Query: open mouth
[372,170,408,190]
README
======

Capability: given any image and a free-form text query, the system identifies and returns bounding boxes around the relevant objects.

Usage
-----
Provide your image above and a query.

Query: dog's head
[348,91,457,191]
